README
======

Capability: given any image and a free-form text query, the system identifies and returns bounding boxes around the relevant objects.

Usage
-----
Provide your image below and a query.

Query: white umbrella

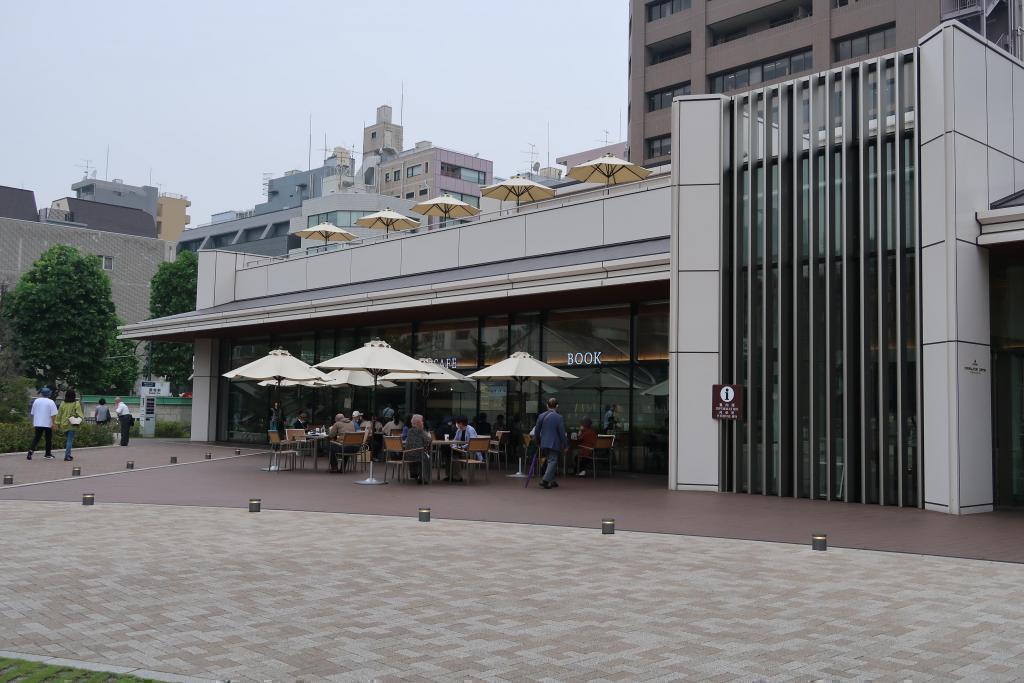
[566,153,652,185]
[410,193,480,229]
[257,378,327,387]
[292,222,357,248]
[354,208,420,235]
[468,352,576,478]
[480,175,555,210]
[322,369,396,389]
[383,359,473,414]
[223,349,326,383]
[317,340,433,485]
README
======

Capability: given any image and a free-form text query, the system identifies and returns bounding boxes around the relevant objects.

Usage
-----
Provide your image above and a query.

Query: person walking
[534,397,568,490]
[94,398,111,426]
[114,396,133,447]
[56,389,85,461]
[27,387,58,460]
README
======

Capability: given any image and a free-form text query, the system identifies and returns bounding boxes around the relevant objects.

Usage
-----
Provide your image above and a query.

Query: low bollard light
[234,448,241,455]
[811,533,828,551]
[82,493,95,506]
[2,474,13,485]
[249,498,261,513]
[72,466,81,477]
[170,456,178,464]
[418,507,431,522]
[205,452,212,460]
[602,518,615,535]
[126,461,134,470]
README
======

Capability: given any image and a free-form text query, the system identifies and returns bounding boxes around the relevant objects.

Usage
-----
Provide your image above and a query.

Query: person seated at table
[383,414,404,435]
[327,412,356,472]
[574,417,599,477]
[452,416,477,444]
[473,412,492,436]
[292,412,309,431]
[493,414,506,433]
[404,414,432,484]
[351,411,364,431]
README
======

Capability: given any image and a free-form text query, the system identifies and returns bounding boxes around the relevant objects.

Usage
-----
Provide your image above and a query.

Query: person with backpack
[56,389,85,461]
[94,398,111,426]
[27,387,58,460]
[533,397,568,490]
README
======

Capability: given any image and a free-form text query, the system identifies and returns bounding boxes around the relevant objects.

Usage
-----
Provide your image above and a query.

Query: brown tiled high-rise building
[628,0,1021,164]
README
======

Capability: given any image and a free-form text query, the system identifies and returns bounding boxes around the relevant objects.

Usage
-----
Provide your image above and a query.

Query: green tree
[0,313,33,422]
[4,245,118,391]
[148,250,198,391]
[97,324,140,395]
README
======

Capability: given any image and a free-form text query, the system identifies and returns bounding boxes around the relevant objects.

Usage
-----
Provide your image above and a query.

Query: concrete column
[917,24,1020,514]
[190,337,220,442]
[669,95,728,491]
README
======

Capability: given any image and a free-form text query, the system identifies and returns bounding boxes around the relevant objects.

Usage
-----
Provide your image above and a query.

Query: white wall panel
[1014,66,1024,162]
[265,258,307,296]
[673,352,720,489]
[212,252,236,306]
[922,342,951,509]
[675,271,720,353]
[952,30,988,144]
[235,265,268,299]
[954,133,989,241]
[676,99,723,186]
[524,202,603,256]
[603,187,671,243]
[919,138,948,246]
[1017,160,1024,192]
[350,239,403,282]
[955,240,990,346]
[458,215,526,265]
[918,32,947,143]
[988,148,1016,205]
[195,251,217,309]
[676,185,721,271]
[956,342,993,510]
[986,49,1014,157]
[306,249,352,290]
[920,244,948,345]
[400,229,459,275]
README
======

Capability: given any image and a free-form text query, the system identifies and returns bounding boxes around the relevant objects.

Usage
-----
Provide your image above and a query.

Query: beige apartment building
[156,193,191,242]
[627,0,1021,165]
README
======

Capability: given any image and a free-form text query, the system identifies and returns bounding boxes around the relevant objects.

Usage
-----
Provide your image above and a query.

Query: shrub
[0,421,114,454]
[154,421,190,438]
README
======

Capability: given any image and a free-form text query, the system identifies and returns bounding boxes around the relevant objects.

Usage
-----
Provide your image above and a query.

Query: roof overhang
[977,206,1024,246]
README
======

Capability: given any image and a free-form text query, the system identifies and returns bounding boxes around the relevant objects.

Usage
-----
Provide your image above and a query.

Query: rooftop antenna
[546,122,551,168]
[104,145,110,180]
[618,109,622,142]
[321,133,330,161]
[400,81,404,127]
[76,159,94,179]
[262,172,272,198]
[520,143,538,175]
[307,113,313,170]
[599,130,611,145]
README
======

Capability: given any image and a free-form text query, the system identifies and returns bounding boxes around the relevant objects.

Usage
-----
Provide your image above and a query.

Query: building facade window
[306,211,372,229]
[441,163,487,185]
[834,24,896,62]
[709,49,812,93]
[647,33,691,65]
[645,134,671,159]
[647,82,691,112]
[406,164,424,178]
[419,188,429,196]
[646,0,690,22]
[405,192,414,199]
[101,255,114,271]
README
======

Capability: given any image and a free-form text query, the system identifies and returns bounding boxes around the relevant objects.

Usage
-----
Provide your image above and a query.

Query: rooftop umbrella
[566,153,652,185]
[468,352,576,479]
[292,222,358,248]
[317,340,433,485]
[354,208,420,235]
[410,193,480,229]
[480,175,555,210]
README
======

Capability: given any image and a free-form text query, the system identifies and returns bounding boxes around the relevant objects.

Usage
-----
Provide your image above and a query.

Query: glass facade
[990,245,1024,507]
[722,52,919,506]
[217,302,670,474]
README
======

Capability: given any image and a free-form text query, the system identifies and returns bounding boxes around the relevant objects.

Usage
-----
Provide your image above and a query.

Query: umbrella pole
[508,376,529,478]
[355,373,387,485]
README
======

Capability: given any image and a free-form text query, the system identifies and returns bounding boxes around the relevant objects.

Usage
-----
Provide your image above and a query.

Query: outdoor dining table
[430,439,465,481]
[305,432,330,470]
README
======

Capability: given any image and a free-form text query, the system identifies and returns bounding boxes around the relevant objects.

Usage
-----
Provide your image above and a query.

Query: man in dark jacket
[534,397,567,490]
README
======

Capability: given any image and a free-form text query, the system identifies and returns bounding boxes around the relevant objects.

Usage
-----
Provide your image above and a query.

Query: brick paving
[2,500,1024,681]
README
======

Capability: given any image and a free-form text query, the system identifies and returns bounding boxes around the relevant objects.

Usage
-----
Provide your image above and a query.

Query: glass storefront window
[361,324,412,354]
[414,319,479,370]
[510,313,540,358]
[636,302,669,361]
[633,364,670,474]
[481,316,510,365]
[543,306,631,366]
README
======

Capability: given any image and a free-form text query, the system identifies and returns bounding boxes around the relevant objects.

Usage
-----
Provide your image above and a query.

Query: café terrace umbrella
[468,352,576,479]
[321,369,396,388]
[223,349,326,384]
[566,153,652,185]
[317,340,433,485]
[480,175,555,210]
[354,208,420,235]
[292,222,357,248]
[382,359,473,412]
[410,193,480,229]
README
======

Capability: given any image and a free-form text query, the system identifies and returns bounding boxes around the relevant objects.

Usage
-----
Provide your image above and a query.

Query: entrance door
[994,351,1024,507]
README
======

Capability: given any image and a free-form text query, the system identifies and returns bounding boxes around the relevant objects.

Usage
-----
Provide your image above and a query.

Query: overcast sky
[0,1,627,228]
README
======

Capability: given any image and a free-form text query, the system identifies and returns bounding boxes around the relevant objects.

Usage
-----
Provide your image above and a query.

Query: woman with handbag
[57,389,85,462]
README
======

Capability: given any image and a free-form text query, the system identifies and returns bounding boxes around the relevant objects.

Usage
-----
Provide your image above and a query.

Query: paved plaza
[2,500,1024,681]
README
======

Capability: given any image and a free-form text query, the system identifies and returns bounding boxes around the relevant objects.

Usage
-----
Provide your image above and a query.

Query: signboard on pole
[712,384,743,420]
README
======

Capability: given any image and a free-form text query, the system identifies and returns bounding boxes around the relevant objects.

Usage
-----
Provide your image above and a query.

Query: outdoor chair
[266,431,297,472]
[285,429,313,470]
[340,431,370,473]
[451,436,491,483]
[488,431,509,471]
[382,435,424,483]
[577,434,616,478]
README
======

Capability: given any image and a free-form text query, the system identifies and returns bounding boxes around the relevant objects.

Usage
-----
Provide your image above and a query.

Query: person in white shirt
[114,396,133,447]
[27,387,58,460]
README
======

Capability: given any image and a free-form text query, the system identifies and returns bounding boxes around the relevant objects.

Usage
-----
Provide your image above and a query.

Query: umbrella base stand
[507,457,529,479]
[355,461,388,485]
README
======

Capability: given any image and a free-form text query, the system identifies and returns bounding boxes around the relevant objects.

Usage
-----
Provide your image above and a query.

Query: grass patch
[0,657,157,683]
